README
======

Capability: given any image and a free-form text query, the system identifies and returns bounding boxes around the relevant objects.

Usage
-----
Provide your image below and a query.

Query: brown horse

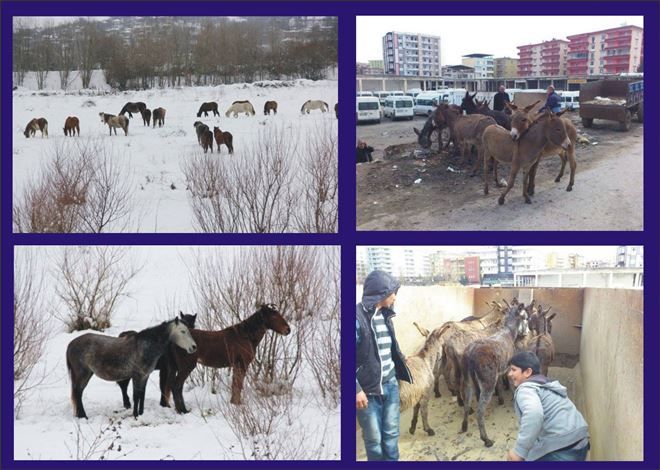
[213,126,234,154]
[201,129,213,153]
[263,100,278,116]
[119,102,147,118]
[152,107,166,127]
[197,101,219,117]
[170,304,291,412]
[63,116,80,137]
[140,108,152,126]
[24,118,48,138]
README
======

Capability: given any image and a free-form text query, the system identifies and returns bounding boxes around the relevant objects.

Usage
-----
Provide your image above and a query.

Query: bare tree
[293,121,338,233]
[75,20,100,89]
[14,248,52,418]
[53,246,142,332]
[13,139,135,233]
[57,30,76,90]
[183,125,297,233]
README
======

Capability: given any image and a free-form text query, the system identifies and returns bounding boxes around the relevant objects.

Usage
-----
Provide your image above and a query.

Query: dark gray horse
[116,312,197,409]
[66,317,197,419]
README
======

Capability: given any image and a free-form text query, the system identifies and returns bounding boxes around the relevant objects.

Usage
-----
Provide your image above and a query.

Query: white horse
[225,100,255,118]
[301,100,329,114]
[99,112,129,136]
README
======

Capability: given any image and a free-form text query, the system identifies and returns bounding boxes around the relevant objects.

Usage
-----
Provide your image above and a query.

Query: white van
[406,88,423,99]
[356,91,374,97]
[414,91,444,116]
[374,91,392,104]
[382,96,415,120]
[559,91,580,111]
[356,96,382,124]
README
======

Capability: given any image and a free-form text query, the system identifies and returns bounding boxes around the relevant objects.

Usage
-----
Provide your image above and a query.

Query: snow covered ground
[13,246,340,461]
[12,72,338,232]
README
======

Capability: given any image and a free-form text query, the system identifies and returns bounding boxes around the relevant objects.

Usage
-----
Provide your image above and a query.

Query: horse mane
[234,309,267,340]
[136,320,171,341]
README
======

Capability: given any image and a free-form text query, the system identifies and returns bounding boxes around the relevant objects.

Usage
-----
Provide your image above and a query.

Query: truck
[579,79,643,131]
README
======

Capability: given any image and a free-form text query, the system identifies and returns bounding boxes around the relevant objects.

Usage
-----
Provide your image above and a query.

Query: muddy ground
[356,113,643,231]
[356,365,580,461]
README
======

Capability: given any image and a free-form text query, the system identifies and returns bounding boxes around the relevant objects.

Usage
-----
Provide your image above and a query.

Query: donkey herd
[401,298,557,448]
[66,304,291,419]
[23,97,337,156]
[414,91,576,205]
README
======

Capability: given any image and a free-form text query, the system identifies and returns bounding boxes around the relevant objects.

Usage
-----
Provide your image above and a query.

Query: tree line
[13,17,338,90]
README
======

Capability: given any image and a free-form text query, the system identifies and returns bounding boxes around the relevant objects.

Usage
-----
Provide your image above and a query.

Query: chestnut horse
[152,107,166,127]
[170,304,291,412]
[63,116,80,137]
[213,126,234,154]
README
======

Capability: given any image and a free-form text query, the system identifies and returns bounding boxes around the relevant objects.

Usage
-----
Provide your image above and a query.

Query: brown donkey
[170,304,291,412]
[482,109,571,204]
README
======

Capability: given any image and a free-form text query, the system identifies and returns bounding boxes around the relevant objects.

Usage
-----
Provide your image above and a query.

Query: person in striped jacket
[356,270,413,461]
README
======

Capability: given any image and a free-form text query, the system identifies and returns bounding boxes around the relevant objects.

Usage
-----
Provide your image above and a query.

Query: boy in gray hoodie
[507,351,590,461]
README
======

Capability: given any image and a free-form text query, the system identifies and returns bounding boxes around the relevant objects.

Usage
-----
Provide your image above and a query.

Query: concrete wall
[579,288,643,461]
[533,288,584,356]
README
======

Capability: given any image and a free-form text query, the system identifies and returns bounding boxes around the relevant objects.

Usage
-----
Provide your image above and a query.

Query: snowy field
[13,246,340,461]
[12,72,338,232]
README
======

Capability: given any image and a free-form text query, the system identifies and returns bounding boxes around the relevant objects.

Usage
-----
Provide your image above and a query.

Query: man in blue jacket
[539,85,562,113]
[356,270,413,461]
[507,351,590,461]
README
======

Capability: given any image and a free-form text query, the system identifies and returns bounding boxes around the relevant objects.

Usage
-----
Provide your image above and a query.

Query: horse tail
[249,103,255,115]
[323,101,329,111]
[301,101,308,113]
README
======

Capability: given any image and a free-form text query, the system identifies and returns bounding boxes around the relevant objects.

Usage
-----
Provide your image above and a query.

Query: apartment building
[461,53,494,78]
[494,57,519,78]
[382,31,442,77]
[517,39,569,77]
[567,25,643,77]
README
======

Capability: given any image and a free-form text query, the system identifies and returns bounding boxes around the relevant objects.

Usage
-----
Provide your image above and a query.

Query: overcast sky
[356,16,644,64]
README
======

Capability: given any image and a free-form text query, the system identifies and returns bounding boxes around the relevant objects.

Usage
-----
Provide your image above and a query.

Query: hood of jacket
[517,377,568,398]
[361,270,401,311]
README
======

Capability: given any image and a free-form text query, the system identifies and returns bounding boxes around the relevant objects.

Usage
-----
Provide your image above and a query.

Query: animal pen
[356,286,643,461]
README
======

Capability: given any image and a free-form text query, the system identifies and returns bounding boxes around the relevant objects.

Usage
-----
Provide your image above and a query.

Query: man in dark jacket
[493,85,511,112]
[507,351,590,461]
[356,140,374,164]
[356,270,412,461]
[539,85,562,113]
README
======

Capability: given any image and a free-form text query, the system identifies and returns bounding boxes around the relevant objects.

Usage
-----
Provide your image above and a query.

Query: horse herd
[400,298,557,448]
[23,98,337,157]
[414,91,576,205]
[66,304,291,419]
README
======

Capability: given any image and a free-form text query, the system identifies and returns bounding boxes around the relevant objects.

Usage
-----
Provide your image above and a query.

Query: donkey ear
[505,102,517,111]
[524,100,541,113]
[547,313,557,321]
[555,109,567,117]
[413,127,421,136]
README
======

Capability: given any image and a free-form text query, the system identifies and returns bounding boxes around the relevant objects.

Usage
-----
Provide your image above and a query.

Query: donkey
[66,317,197,419]
[197,101,219,118]
[99,113,129,136]
[460,92,511,130]
[482,109,571,204]
[225,100,256,118]
[119,102,147,119]
[116,312,197,409]
[213,126,234,154]
[301,100,329,114]
[170,304,291,412]
[152,107,166,128]
[461,302,529,447]
[24,118,48,138]
[263,100,278,115]
[63,116,80,137]
[506,101,578,196]
[523,306,556,376]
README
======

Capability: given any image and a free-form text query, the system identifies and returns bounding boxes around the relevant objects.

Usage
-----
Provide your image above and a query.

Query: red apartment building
[464,256,481,285]
[517,39,568,77]
[567,25,643,77]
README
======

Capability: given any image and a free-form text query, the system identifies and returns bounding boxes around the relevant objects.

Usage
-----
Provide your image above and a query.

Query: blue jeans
[538,442,590,461]
[357,378,400,461]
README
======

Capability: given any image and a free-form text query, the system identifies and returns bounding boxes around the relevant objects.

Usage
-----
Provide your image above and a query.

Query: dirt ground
[356,365,580,461]
[356,113,643,231]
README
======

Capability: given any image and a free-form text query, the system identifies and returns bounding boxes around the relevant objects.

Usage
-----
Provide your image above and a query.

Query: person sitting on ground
[356,140,374,164]
[506,351,590,462]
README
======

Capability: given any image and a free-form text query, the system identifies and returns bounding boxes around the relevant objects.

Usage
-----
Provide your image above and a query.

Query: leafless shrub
[14,248,51,418]
[182,125,298,233]
[213,386,337,460]
[53,246,142,332]
[304,247,341,409]
[13,138,134,233]
[293,121,338,233]
[188,246,338,396]
[65,416,126,460]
